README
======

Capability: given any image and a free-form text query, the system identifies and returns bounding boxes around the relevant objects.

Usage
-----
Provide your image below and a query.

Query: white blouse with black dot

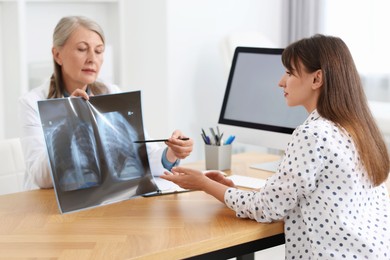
[225,109,390,259]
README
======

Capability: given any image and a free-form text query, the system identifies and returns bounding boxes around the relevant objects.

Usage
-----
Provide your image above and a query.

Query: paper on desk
[153,177,188,193]
[227,175,266,189]
[152,170,227,194]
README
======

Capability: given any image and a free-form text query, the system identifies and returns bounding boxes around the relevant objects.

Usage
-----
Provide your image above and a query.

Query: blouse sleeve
[224,124,325,222]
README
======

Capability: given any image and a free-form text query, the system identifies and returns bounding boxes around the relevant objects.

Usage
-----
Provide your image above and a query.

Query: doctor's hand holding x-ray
[18,15,193,190]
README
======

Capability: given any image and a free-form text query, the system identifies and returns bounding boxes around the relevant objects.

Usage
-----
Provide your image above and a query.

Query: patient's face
[53,26,104,92]
[278,62,320,112]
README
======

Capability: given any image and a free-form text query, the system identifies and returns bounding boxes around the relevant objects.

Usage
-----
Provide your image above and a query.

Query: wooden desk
[0,152,284,259]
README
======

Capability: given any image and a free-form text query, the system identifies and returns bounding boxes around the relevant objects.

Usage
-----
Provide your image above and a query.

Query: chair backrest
[0,138,25,195]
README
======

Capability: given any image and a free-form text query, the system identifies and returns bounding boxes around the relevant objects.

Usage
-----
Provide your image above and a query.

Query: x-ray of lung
[38,91,158,213]
[47,119,100,192]
[95,111,143,181]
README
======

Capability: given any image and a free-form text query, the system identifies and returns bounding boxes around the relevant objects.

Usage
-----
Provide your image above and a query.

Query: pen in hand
[134,137,189,143]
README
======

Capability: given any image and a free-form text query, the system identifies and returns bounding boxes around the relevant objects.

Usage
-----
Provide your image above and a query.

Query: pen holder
[204,144,232,170]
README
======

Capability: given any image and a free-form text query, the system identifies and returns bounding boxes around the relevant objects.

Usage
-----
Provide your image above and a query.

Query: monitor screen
[218,47,308,157]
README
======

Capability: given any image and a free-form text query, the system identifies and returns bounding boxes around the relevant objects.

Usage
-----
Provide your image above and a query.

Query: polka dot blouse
[225,109,390,259]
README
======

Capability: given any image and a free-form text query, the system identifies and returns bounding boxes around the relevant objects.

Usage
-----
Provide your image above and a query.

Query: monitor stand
[249,159,281,173]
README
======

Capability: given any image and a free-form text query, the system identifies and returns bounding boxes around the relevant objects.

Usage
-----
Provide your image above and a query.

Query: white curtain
[282,0,322,45]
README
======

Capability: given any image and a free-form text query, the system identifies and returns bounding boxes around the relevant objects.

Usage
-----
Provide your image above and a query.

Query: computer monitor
[218,47,308,172]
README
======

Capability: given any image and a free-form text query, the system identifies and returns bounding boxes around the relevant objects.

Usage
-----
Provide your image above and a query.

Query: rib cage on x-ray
[96,111,143,181]
[50,119,100,192]
[47,110,143,192]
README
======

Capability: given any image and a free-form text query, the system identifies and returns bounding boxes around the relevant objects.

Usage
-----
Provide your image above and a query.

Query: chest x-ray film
[38,91,158,213]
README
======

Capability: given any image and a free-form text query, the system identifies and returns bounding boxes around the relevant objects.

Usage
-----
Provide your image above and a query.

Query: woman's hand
[70,88,90,100]
[165,130,193,162]
[161,167,234,203]
[161,167,208,190]
[161,168,236,190]
[204,170,235,188]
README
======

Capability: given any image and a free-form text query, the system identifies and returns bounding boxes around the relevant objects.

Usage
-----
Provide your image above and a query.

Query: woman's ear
[312,69,323,90]
[52,47,62,66]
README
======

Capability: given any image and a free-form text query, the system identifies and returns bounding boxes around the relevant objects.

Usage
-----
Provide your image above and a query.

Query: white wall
[122,0,283,162]
[121,0,169,136]
[0,2,26,140]
[0,3,4,139]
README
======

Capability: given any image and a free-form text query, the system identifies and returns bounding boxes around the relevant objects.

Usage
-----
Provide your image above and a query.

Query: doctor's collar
[63,87,91,97]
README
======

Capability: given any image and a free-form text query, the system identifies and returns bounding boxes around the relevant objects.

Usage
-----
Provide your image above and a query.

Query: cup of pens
[201,127,235,171]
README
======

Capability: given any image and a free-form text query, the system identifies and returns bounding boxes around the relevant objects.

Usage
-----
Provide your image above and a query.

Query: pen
[201,128,212,145]
[201,128,208,140]
[201,134,209,144]
[205,135,211,145]
[224,135,235,145]
[134,137,189,143]
[209,127,217,144]
[218,133,224,146]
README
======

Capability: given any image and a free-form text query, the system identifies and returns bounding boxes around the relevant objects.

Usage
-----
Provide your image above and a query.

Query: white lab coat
[18,79,166,190]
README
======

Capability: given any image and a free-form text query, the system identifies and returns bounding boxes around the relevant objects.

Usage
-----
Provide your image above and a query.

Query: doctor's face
[52,26,104,92]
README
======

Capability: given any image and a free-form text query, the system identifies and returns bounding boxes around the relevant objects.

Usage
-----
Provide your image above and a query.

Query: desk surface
[0,152,284,259]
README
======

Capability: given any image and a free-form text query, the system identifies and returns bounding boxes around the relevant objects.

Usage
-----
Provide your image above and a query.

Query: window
[320,0,390,102]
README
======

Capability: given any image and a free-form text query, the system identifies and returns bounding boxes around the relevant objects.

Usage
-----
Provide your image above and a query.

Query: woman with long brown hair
[162,34,390,259]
